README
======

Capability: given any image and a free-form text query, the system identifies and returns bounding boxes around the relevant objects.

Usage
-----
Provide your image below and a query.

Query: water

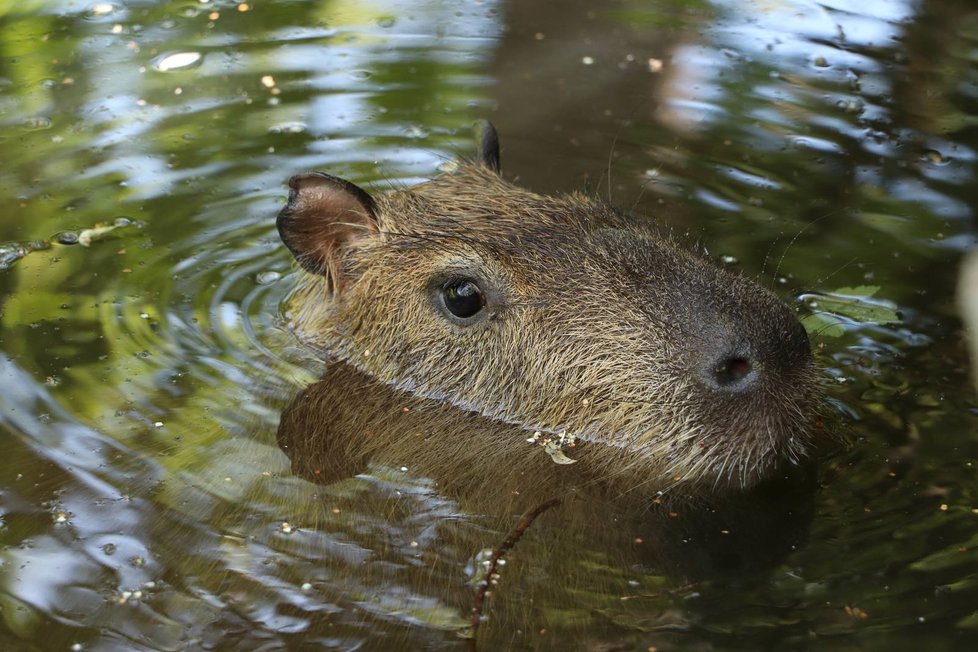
[0,0,976,649]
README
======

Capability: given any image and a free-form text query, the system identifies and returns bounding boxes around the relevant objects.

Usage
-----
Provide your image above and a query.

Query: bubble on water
[152,51,203,72]
[255,271,281,285]
[377,15,395,28]
[813,56,829,68]
[57,231,80,245]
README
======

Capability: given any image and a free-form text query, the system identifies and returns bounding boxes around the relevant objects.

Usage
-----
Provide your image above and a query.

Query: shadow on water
[0,0,976,650]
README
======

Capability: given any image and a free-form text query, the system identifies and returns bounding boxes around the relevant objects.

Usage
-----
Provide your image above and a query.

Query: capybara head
[276,123,821,491]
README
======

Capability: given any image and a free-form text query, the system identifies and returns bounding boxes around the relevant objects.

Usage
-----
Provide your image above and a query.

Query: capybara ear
[277,172,379,292]
[476,120,501,174]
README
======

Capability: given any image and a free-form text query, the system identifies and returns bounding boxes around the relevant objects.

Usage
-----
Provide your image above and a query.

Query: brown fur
[276,135,822,495]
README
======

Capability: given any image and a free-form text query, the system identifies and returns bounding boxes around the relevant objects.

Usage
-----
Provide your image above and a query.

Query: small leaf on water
[801,286,900,337]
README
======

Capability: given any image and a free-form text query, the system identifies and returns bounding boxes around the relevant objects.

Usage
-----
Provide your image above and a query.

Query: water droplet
[376,16,395,28]
[813,56,829,68]
[152,51,203,72]
[102,543,117,555]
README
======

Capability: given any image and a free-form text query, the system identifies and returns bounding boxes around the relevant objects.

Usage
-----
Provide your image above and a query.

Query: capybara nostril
[713,355,754,389]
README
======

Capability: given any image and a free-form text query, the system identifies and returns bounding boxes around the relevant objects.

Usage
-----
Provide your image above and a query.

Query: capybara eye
[441,279,484,320]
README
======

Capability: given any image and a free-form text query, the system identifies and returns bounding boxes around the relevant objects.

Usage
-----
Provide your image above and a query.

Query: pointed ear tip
[475,119,501,173]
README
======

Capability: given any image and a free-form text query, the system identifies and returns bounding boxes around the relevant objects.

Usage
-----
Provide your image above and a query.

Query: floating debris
[527,430,578,464]
[0,243,29,269]
[152,51,203,72]
[78,219,131,246]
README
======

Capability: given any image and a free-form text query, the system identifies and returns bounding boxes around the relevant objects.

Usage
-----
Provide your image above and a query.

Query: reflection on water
[0,0,976,649]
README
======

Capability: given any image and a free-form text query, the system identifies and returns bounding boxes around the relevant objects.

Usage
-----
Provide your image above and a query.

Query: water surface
[1,0,976,650]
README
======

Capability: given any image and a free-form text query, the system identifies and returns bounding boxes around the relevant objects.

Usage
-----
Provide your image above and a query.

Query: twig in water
[466,497,562,650]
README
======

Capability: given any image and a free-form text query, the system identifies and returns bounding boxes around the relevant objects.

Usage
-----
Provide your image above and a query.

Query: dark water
[0,0,976,650]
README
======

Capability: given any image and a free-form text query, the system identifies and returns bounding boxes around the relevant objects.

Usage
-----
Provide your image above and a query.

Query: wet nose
[698,319,811,393]
[710,354,756,390]
[699,348,758,392]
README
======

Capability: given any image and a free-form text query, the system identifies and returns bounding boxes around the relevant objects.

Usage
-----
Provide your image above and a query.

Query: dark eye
[441,279,484,319]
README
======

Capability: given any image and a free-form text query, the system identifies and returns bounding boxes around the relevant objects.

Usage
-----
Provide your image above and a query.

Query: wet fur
[279,151,821,494]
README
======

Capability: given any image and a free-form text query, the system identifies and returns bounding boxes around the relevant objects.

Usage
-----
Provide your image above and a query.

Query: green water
[0,0,976,650]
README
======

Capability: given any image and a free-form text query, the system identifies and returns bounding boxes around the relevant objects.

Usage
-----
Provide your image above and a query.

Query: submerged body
[277,124,821,495]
